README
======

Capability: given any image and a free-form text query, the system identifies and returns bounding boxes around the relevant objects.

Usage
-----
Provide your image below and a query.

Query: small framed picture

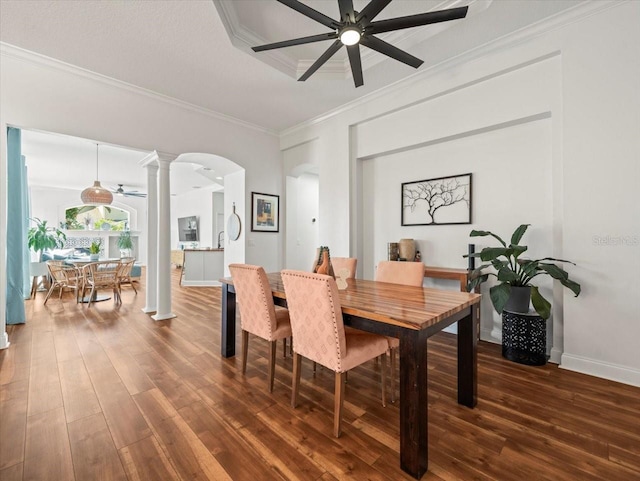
[251,192,279,232]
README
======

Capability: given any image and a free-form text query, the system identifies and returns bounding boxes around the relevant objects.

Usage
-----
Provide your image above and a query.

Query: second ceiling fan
[111,184,146,198]
[252,0,468,87]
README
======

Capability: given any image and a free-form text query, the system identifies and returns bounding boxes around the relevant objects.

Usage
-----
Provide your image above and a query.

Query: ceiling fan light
[340,27,361,46]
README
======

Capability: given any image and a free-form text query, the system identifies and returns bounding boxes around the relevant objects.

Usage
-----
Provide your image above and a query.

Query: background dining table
[219,273,481,480]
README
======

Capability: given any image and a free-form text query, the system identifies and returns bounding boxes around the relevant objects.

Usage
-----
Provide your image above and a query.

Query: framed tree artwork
[401,173,472,226]
[251,192,279,232]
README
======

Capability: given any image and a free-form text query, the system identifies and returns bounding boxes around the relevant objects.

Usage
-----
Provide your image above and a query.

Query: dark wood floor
[1,269,639,481]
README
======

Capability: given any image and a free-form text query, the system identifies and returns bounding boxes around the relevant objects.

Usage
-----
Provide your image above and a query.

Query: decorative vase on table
[398,239,416,262]
[313,246,335,278]
[90,254,99,261]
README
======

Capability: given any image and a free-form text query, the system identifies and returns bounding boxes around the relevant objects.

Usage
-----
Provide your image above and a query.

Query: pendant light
[81,143,113,205]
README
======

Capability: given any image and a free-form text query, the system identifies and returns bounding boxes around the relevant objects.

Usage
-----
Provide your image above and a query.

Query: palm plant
[465,224,581,319]
[27,217,66,261]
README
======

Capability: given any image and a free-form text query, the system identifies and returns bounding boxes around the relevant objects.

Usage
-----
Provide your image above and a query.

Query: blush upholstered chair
[281,269,388,437]
[375,260,425,402]
[229,264,292,393]
[375,260,425,287]
[330,257,357,279]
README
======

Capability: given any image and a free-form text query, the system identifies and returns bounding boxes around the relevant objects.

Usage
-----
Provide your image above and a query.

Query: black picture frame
[401,173,472,226]
[251,192,279,232]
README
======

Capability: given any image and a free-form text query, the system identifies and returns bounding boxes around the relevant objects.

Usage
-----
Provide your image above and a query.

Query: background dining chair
[82,260,122,307]
[375,260,425,286]
[117,257,138,295]
[228,264,292,392]
[375,260,425,402]
[281,269,388,437]
[331,257,357,279]
[43,260,81,304]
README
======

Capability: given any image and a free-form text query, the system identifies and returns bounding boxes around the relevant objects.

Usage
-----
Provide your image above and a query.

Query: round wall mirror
[227,203,241,241]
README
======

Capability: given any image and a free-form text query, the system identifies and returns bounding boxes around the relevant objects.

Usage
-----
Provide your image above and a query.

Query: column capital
[156,151,177,164]
[139,150,178,168]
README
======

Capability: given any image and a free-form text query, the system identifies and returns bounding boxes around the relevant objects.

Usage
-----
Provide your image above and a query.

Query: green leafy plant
[117,230,133,250]
[465,224,581,319]
[89,239,102,255]
[27,217,66,261]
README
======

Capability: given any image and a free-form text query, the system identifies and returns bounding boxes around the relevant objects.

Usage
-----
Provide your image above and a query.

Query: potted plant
[465,224,581,319]
[89,239,102,261]
[27,217,66,261]
[117,230,133,257]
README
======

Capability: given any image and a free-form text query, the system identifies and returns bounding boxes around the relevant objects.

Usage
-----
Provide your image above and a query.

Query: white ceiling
[21,129,234,196]
[0,0,585,132]
[1,0,585,192]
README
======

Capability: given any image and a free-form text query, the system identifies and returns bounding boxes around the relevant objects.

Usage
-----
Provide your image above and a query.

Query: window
[64,205,130,231]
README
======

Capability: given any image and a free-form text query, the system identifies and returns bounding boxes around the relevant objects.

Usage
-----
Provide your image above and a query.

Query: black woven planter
[502,310,548,366]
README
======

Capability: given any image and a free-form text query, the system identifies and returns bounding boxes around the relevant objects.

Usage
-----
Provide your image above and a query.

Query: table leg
[221,283,236,358]
[458,304,478,407]
[399,329,429,479]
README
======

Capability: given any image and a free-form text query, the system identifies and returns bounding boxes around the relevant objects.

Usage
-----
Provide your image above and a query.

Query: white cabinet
[181,249,224,286]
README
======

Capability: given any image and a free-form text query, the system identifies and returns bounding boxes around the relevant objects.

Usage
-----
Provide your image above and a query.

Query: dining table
[219,273,481,480]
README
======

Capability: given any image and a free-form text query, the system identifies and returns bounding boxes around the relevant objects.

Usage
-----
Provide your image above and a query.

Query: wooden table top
[222,273,481,332]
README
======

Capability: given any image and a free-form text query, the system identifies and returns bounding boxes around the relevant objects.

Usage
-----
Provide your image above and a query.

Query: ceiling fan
[111,184,147,198]
[252,0,468,87]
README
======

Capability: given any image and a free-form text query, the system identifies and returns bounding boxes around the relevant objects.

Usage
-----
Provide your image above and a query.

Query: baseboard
[0,331,9,350]
[549,347,563,365]
[560,353,640,388]
[480,327,501,344]
[151,312,177,321]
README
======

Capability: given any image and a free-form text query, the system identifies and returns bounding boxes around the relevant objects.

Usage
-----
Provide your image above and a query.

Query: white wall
[171,186,222,249]
[559,4,640,382]
[281,3,640,386]
[0,44,282,342]
[223,170,246,275]
[363,118,554,341]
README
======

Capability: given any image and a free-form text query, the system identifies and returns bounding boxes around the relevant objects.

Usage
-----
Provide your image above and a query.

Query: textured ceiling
[0,0,585,132]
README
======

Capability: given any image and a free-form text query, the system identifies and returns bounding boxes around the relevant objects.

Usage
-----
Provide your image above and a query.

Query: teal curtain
[6,127,28,324]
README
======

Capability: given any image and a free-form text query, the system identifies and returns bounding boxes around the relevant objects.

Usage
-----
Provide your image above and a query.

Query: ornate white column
[152,152,176,321]
[140,153,159,314]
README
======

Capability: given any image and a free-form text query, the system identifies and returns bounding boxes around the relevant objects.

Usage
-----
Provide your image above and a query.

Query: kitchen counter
[180,249,224,286]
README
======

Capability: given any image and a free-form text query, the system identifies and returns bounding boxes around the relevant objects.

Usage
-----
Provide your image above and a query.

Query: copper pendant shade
[81,144,113,205]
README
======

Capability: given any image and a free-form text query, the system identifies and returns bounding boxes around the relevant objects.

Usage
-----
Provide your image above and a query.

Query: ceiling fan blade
[252,32,338,52]
[356,0,392,25]
[298,39,343,81]
[346,45,364,88]
[338,0,356,23]
[277,0,339,29]
[367,6,468,35]
[360,35,423,68]
[126,193,147,198]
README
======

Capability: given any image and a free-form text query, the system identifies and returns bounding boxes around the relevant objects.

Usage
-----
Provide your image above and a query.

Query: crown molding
[0,42,278,137]
[280,0,618,138]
